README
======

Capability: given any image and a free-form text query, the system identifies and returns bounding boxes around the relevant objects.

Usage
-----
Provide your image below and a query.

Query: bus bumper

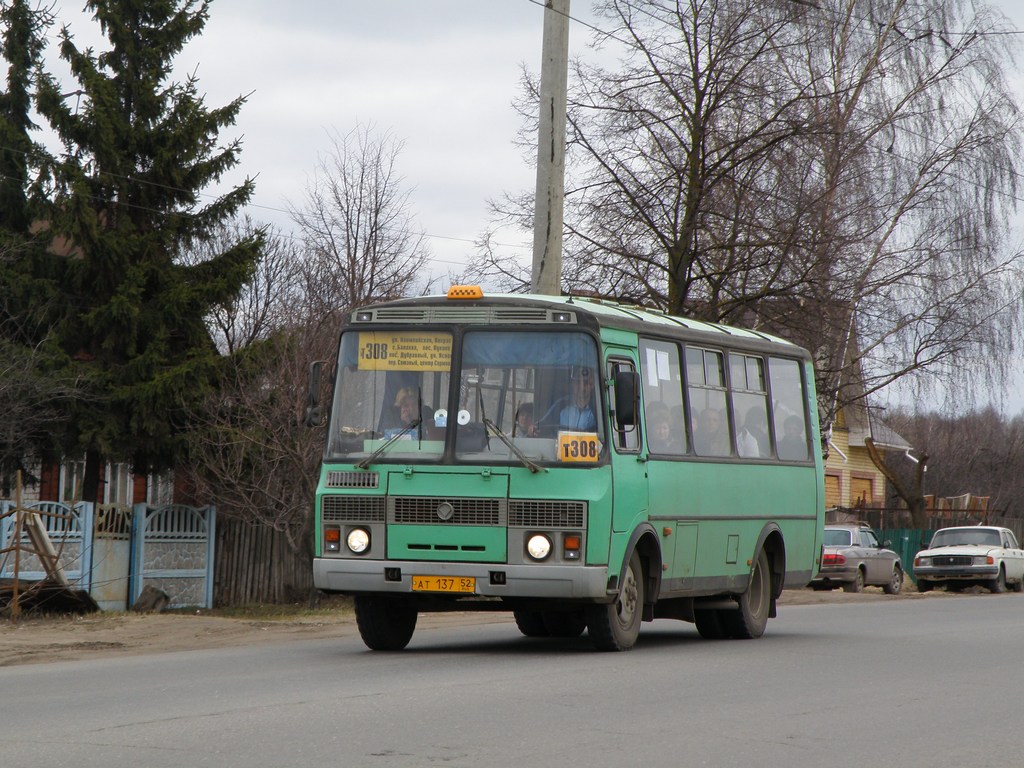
[313,557,611,599]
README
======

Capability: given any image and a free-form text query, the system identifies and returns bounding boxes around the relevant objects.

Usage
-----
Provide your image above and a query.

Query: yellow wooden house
[824,397,910,511]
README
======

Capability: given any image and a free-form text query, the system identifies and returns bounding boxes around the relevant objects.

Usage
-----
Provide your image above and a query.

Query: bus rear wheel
[693,608,727,639]
[721,549,771,639]
[513,609,549,637]
[587,551,643,651]
[542,610,587,638]
[354,595,418,650]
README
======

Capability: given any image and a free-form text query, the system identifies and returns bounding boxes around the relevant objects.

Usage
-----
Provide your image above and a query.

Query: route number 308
[558,434,601,462]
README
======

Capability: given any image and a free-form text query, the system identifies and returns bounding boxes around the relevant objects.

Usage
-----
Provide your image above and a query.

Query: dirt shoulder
[0,587,948,668]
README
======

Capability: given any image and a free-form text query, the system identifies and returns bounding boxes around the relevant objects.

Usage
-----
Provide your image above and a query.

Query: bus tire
[721,549,771,639]
[542,610,587,638]
[587,551,643,651]
[513,609,549,638]
[693,608,727,639]
[354,595,418,650]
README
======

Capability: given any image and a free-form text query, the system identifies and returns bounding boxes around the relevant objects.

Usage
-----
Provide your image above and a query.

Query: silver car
[913,526,1024,593]
[809,523,903,594]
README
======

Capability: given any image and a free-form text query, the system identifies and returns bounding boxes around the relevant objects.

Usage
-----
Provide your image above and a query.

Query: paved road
[1,594,1020,767]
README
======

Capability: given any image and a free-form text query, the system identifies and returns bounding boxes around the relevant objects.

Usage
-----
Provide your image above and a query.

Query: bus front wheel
[721,549,771,639]
[587,551,643,651]
[354,595,418,650]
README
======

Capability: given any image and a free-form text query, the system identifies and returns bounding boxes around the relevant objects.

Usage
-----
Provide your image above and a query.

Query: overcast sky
[42,0,1024,281]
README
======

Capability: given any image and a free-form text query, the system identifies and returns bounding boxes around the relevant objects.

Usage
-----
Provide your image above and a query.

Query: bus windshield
[454,330,603,464]
[327,331,453,461]
[325,329,603,465]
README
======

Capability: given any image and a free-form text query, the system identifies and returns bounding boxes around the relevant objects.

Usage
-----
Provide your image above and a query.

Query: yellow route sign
[557,431,602,463]
[357,332,452,371]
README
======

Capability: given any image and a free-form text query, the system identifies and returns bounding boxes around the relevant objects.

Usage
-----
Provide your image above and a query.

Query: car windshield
[929,529,1001,548]
[823,529,853,546]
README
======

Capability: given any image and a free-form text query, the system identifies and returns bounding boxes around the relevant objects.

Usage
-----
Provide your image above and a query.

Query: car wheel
[587,551,643,651]
[989,566,1007,594]
[883,566,903,595]
[917,580,933,593]
[1013,577,1024,594]
[354,596,418,651]
[842,568,865,593]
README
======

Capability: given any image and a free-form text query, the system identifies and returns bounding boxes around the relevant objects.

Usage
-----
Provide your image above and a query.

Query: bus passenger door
[606,353,648,535]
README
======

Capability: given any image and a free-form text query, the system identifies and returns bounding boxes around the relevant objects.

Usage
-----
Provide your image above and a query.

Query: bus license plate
[411,575,476,594]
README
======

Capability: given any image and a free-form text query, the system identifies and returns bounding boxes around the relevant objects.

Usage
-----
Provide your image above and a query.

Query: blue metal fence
[2,500,215,610]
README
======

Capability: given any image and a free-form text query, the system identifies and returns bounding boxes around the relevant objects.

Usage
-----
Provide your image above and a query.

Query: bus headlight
[526,534,552,561]
[347,528,371,554]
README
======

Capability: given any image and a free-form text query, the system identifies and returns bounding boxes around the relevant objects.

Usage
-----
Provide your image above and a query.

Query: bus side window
[730,354,769,458]
[686,347,729,457]
[609,359,640,452]
[770,357,810,461]
[640,338,686,455]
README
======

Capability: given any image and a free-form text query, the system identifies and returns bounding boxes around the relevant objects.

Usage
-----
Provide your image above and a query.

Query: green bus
[309,287,824,651]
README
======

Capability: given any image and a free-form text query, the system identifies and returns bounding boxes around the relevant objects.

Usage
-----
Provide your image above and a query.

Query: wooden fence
[213,517,313,606]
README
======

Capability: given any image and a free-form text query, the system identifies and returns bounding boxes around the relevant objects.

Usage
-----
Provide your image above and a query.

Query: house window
[148,472,174,506]
[851,476,874,507]
[106,463,133,505]
[60,461,86,502]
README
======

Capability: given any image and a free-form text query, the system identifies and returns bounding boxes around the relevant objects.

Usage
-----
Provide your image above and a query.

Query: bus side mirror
[306,360,326,427]
[614,370,639,427]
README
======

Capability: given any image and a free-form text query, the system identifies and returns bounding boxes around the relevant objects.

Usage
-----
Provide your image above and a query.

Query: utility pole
[530,0,570,296]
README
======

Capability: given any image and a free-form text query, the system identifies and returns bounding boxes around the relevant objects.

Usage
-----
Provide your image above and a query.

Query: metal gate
[130,504,216,609]
[0,501,94,587]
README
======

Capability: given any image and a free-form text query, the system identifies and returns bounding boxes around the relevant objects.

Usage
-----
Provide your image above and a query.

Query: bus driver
[559,366,597,431]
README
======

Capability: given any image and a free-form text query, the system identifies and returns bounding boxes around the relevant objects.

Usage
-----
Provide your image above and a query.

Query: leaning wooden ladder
[0,472,70,620]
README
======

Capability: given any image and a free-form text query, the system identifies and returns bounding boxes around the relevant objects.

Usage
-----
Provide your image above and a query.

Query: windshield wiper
[483,418,546,474]
[356,418,422,470]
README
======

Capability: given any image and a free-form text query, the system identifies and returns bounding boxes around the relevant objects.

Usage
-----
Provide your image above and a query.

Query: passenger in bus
[737,406,769,457]
[395,388,421,426]
[646,402,680,453]
[559,366,597,431]
[693,408,727,455]
[777,415,808,460]
[514,402,538,437]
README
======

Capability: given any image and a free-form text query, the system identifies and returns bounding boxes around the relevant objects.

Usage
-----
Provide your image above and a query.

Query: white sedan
[913,526,1024,593]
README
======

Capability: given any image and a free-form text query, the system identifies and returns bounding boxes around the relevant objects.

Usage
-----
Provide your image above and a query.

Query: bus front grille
[326,471,379,489]
[322,495,386,522]
[390,497,505,525]
[509,500,587,528]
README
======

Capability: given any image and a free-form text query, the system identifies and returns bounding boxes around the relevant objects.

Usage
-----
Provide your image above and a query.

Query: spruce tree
[0,1,64,493]
[0,0,50,232]
[33,0,263,499]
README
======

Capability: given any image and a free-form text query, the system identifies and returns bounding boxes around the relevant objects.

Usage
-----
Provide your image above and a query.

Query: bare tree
[475,0,1022,428]
[289,123,433,312]
[183,123,435,601]
[886,407,1024,518]
[181,223,333,598]
[778,0,1024,427]
[183,216,303,355]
